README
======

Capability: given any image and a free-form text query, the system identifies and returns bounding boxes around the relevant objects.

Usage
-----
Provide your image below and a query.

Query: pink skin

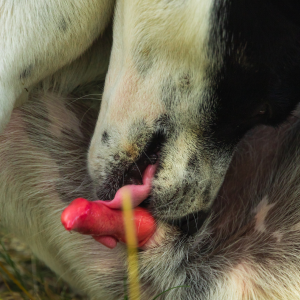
[61,163,158,249]
[61,198,156,249]
[102,164,157,209]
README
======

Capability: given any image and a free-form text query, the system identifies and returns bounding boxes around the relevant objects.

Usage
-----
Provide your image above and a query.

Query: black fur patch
[58,17,68,32]
[20,65,33,80]
[170,210,209,237]
[207,0,300,149]
[160,75,192,110]
[101,131,110,145]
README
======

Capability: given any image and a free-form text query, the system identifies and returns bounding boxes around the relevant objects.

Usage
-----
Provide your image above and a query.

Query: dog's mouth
[103,131,165,210]
[63,133,208,249]
[95,131,164,201]
[104,162,158,210]
[61,164,159,250]
[62,134,164,250]
[123,133,162,187]
[63,163,208,250]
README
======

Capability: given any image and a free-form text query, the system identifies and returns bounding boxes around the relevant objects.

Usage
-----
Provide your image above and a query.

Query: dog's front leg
[0,0,114,133]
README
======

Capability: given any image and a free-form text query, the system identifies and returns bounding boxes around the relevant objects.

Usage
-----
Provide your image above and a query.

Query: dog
[1,89,300,299]
[87,0,300,225]
[2,2,300,298]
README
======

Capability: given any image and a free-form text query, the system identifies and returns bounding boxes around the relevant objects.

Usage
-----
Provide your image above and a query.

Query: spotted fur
[2,0,299,225]
[88,0,300,221]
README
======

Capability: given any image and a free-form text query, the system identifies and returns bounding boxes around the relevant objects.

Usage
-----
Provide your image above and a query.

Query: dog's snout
[93,130,163,201]
[117,130,165,186]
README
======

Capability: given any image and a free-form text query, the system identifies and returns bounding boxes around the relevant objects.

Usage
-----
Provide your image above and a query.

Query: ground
[0,226,86,300]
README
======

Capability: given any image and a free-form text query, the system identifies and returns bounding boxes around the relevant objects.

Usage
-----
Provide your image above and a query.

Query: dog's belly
[1,93,300,299]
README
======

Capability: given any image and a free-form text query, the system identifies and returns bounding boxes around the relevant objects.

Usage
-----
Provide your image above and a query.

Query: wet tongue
[103,164,157,209]
[61,164,157,249]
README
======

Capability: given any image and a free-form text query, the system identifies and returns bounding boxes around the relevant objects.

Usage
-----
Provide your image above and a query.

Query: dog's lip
[102,162,158,210]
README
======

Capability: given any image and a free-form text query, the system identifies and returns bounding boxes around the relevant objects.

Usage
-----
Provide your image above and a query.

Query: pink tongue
[103,164,157,209]
[61,164,157,249]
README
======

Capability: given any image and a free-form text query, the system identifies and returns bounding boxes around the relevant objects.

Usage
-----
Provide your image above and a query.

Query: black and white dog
[1,1,300,221]
[1,1,300,298]
[88,0,300,224]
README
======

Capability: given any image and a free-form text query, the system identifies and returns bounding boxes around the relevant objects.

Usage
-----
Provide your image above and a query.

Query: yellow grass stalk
[0,261,35,299]
[122,188,141,300]
[0,270,13,294]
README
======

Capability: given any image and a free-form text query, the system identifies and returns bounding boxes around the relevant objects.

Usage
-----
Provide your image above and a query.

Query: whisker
[143,150,154,165]
[192,211,198,232]
[133,161,143,179]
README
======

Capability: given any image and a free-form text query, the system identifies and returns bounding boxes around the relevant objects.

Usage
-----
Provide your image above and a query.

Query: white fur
[254,196,276,233]
[90,0,214,161]
[87,0,226,220]
[0,0,114,132]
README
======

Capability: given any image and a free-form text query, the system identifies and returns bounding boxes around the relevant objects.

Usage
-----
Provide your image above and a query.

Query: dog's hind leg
[0,0,114,133]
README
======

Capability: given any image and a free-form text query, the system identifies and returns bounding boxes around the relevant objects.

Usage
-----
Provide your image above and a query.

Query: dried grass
[0,226,86,300]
